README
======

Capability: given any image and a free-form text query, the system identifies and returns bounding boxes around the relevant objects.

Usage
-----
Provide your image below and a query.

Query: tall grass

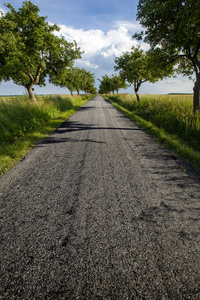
[0,94,93,175]
[106,94,200,170]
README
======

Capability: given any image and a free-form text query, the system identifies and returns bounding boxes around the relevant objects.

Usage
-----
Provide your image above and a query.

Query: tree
[115,46,173,101]
[80,70,96,94]
[98,75,113,94]
[135,0,200,112]
[73,68,96,95]
[52,68,76,96]
[51,67,96,95]
[110,74,128,94]
[73,68,84,95]
[0,1,81,102]
[98,74,128,94]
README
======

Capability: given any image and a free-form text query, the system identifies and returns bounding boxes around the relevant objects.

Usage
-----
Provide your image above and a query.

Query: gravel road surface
[1,95,200,299]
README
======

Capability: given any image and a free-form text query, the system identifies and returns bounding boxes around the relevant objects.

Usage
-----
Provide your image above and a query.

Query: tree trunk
[135,91,141,102]
[77,89,80,95]
[70,90,74,96]
[193,73,200,113]
[134,82,141,102]
[26,84,37,103]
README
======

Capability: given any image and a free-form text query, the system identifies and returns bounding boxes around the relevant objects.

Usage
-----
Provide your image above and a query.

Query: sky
[0,0,194,96]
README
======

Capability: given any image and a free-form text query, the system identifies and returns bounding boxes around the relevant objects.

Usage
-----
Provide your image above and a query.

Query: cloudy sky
[0,0,194,95]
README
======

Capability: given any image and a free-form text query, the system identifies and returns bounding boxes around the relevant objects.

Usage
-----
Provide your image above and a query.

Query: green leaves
[51,67,96,95]
[135,0,200,111]
[0,1,81,101]
[98,74,127,94]
[115,47,144,82]
[114,46,174,101]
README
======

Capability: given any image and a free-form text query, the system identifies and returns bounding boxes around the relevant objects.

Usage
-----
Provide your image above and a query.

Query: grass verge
[105,94,200,173]
[0,94,93,176]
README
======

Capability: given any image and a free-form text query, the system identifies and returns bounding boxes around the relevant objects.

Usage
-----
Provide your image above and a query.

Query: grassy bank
[105,94,200,171]
[0,94,93,175]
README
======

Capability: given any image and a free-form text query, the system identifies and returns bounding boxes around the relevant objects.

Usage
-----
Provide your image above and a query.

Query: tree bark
[193,73,200,113]
[134,82,141,102]
[26,84,37,103]
[25,67,43,103]
[135,91,141,102]
[70,90,74,96]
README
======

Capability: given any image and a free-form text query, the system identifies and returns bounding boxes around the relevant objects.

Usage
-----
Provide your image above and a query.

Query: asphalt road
[1,95,200,299]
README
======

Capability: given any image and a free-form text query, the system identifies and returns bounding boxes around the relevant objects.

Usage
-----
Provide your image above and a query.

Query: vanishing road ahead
[1,95,200,299]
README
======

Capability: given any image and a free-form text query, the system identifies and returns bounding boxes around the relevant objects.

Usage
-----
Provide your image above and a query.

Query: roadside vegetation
[52,67,97,96]
[0,94,93,175]
[100,1,200,113]
[114,46,174,102]
[105,93,200,171]
[0,2,96,102]
[0,1,97,176]
[98,74,128,95]
[134,0,200,113]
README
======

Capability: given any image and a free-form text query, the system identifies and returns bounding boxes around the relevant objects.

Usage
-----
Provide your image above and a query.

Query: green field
[106,94,200,172]
[0,94,92,175]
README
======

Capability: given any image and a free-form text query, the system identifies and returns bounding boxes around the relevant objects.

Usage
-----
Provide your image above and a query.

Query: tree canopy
[135,0,200,111]
[115,46,173,101]
[110,74,128,94]
[98,75,112,94]
[98,74,127,95]
[51,67,96,96]
[0,1,81,102]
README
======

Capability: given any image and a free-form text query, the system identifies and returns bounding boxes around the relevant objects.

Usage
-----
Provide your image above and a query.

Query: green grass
[105,94,200,171]
[0,94,93,175]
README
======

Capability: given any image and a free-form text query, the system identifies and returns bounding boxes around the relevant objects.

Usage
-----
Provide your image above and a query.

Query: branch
[24,70,34,83]
[141,79,148,83]
[165,53,187,65]
[35,65,43,84]
[194,42,200,61]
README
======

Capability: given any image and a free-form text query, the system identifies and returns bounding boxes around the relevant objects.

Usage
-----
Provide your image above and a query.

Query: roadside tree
[0,1,81,102]
[73,68,96,95]
[98,75,113,94]
[110,74,128,94]
[52,67,96,95]
[52,68,76,96]
[115,46,173,102]
[81,70,96,94]
[135,0,200,112]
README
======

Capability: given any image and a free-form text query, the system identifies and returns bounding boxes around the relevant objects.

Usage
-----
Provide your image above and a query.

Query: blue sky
[0,0,194,95]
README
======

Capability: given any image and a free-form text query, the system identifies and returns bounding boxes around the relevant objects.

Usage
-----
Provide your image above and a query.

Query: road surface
[1,95,200,299]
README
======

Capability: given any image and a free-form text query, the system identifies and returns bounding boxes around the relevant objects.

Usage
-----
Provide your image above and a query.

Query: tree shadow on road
[39,137,106,145]
[55,120,143,134]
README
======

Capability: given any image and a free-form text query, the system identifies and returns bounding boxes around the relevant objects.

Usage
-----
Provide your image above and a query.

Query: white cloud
[113,20,142,34]
[54,23,140,71]
[49,22,194,94]
[0,11,193,95]
[75,59,99,69]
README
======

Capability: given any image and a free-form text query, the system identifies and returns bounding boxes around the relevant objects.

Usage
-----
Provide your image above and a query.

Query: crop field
[106,94,200,171]
[0,94,92,175]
